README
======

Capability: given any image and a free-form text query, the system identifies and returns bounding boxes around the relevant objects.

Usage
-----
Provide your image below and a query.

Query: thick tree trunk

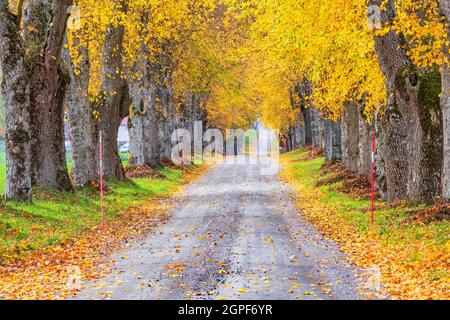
[0,1,32,201]
[286,129,293,152]
[440,1,450,201]
[153,46,176,161]
[370,0,442,203]
[142,84,161,167]
[310,107,325,148]
[300,106,312,146]
[128,84,160,168]
[98,18,130,180]
[405,71,442,202]
[157,87,173,160]
[296,78,313,146]
[442,63,450,201]
[63,35,98,187]
[294,108,306,148]
[325,120,342,163]
[25,0,72,191]
[341,102,359,172]
[129,85,145,167]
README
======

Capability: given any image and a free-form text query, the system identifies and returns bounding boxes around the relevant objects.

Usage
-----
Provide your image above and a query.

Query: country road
[74,157,372,300]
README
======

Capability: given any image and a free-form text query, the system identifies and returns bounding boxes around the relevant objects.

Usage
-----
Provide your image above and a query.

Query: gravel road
[74,157,371,300]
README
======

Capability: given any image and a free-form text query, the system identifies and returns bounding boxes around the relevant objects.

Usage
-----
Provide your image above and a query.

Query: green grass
[0,163,185,262]
[0,151,129,194]
[284,148,450,249]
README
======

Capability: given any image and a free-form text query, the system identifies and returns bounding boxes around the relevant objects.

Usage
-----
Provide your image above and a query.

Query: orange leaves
[165,263,188,273]
[280,150,450,300]
[0,167,206,300]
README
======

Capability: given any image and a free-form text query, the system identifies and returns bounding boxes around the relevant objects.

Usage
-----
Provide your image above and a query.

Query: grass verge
[0,164,207,299]
[281,148,449,300]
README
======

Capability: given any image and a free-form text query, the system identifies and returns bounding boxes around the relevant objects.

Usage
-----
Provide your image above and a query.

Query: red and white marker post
[371,128,375,226]
[99,131,105,229]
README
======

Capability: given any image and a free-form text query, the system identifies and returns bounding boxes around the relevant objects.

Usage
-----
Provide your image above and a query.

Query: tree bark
[294,111,306,148]
[0,0,32,201]
[98,13,130,180]
[153,45,176,161]
[369,0,443,203]
[442,63,450,201]
[440,0,450,201]
[129,87,145,167]
[358,109,372,179]
[296,78,313,145]
[129,82,161,168]
[63,34,99,187]
[375,115,388,199]
[341,102,359,172]
[310,106,325,148]
[300,106,312,146]
[24,0,72,191]
[325,119,342,163]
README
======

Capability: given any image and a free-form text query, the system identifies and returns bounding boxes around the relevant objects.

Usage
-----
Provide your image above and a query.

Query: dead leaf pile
[125,165,167,179]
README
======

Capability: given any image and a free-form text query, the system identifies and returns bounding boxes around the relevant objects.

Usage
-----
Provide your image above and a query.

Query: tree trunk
[25,0,72,191]
[375,115,388,199]
[296,78,313,145]
[154,46,175,161]
[440,0,450,201]
[341,102,359,172]
[442,63,450,201]
[142,84,161,167]
[358,109,372,179]
[129,83,160,168]
[325,120,342,163]
[0,1,32,201]
[369,0,442,203]
[301,106,312,146]
[98,18,130,180]
[405,71,442,202]
[129,85,145,167]
[294,108,306,148]
[310,107,325,148]
[63,34,99,187]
